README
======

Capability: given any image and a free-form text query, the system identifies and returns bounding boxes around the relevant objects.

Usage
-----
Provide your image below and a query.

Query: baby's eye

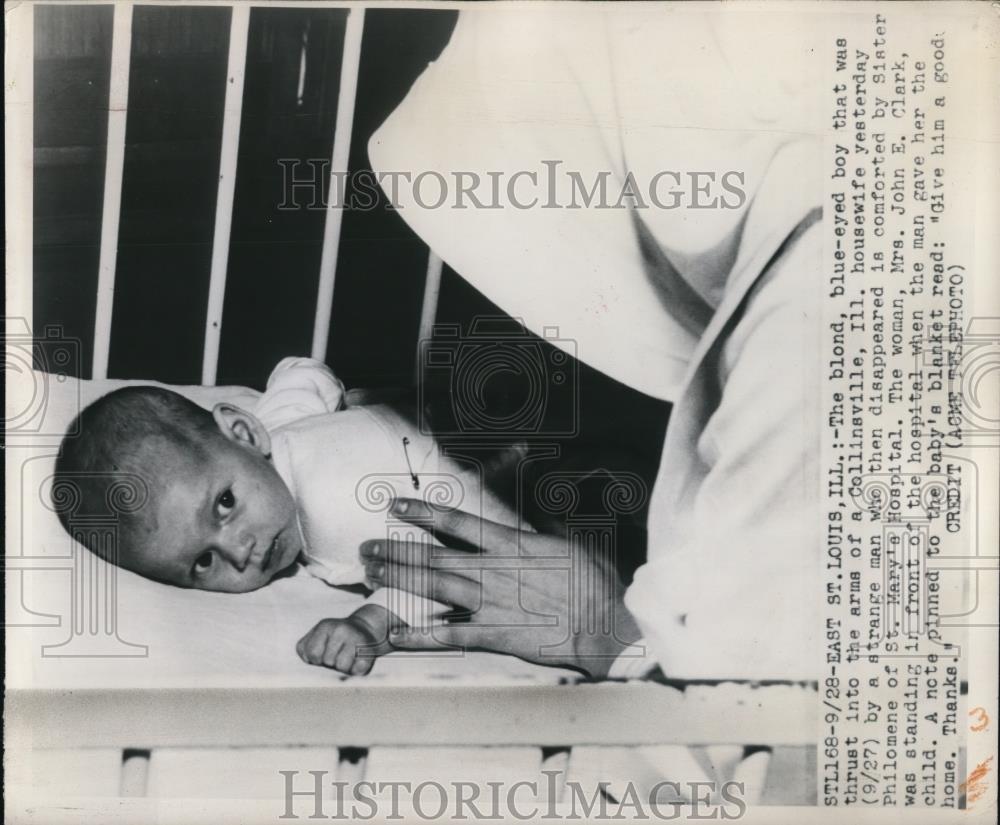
[216,489,236,517]
[193,551,214,574]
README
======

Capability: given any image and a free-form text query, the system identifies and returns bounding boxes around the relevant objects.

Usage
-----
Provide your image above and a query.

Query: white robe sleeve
[626,222,822,681]
[253,357,346,432]
[369,8,824,403]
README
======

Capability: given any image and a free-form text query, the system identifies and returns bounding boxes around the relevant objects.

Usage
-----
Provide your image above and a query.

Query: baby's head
[54,387,302,592]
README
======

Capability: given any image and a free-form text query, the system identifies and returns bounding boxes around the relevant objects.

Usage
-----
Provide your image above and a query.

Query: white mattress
[5,371,573,689]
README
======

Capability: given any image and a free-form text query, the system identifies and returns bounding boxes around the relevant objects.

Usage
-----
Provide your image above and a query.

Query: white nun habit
[370,6,824,686]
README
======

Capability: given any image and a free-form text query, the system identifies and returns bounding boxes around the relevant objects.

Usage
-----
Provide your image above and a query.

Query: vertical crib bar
[201,4,251,386]
[310,7,365,361]
[119,749,150,797]
[6,2,33,325]
[414,250,443,384]
[92,2,133,380]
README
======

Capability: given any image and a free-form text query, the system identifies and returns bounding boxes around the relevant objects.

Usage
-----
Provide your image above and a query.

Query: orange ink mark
[969,707,990,732]
[960,756,993,805]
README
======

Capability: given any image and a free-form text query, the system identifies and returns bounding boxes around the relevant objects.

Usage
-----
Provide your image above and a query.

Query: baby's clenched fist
[297,615,385,676]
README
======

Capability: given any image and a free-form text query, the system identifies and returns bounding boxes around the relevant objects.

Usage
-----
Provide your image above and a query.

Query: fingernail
[361,542,381,559]
[366,562,384,579]
[391,498,409,515]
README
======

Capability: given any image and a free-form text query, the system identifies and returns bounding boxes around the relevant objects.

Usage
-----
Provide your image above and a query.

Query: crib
[5,2,817,818]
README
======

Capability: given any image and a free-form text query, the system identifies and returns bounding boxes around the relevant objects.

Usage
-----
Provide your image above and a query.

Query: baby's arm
[297,603,394,676]
[255,357,346,431]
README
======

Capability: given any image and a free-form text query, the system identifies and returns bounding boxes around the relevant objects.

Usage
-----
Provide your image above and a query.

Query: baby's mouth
[260,537,278,572]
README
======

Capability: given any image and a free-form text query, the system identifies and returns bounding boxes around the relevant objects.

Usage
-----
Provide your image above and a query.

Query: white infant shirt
[254,357,452,625]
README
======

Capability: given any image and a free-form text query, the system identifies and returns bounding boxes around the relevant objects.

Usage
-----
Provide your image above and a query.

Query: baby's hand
[297,617,379,675]
[297,606,392,676]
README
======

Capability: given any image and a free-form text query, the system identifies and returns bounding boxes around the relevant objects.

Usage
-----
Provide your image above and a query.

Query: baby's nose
[220,531,255,571]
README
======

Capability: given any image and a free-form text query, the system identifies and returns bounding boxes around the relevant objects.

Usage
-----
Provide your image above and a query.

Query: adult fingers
[360,537,480,569]
[388,624,468,652]
[389,498,518,554]
[367,560,481,608]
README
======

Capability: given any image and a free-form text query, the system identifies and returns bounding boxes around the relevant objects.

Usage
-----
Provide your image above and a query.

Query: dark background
[33,4,669,578]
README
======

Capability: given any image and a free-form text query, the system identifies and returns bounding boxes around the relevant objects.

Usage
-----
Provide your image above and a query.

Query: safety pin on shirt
[402,437,420,490]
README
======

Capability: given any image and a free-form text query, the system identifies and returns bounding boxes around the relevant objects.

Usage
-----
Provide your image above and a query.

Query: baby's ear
[212,403,272,456]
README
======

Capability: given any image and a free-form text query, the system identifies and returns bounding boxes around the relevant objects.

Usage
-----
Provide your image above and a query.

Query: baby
[54,357,521,676]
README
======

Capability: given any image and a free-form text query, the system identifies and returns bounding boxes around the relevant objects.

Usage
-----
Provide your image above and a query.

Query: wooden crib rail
[7,682,816,750]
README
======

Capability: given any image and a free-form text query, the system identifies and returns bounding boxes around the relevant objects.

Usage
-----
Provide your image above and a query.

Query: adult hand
[359,498,642,679]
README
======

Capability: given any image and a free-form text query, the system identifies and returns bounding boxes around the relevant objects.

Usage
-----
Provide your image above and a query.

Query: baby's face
[128,428,302,592]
